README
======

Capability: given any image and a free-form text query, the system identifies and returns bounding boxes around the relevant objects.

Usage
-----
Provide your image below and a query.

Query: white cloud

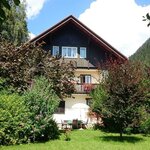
[29,32,36,40]
[79,0,150,57]
[25,0,48,19]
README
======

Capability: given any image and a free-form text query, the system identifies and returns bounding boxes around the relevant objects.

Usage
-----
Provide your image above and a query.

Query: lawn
[1,130,150,150]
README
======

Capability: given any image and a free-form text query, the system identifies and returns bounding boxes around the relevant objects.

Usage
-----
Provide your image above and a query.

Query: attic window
[52,46,59,56]
[62,47,77,58]
[80,47,86,58]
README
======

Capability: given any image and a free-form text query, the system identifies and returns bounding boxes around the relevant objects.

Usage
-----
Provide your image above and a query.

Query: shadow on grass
[99,135,144,143]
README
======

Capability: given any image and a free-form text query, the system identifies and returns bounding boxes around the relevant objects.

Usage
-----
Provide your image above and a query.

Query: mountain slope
[129,38,150,66]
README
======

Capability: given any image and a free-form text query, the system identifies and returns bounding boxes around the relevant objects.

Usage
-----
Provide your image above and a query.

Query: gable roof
[30,15,127,61]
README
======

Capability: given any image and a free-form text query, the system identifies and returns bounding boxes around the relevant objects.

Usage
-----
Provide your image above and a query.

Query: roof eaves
[30,15,74,43]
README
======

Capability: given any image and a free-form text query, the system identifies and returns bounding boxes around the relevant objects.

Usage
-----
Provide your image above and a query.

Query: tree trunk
[120,131,123,139]
[120,127,123,139]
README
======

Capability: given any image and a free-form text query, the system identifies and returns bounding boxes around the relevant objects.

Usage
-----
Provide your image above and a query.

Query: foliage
[23,76,60,142]
[0,38,75,97]
[130,40,150,135]
[0,0,20,24]
[90,84,109,114]
[140,118,150,135]
[143,13,150,27]
[64,129,71,141]
[137,105,150,135]
[0,77,7,92]
[130,38,150,66]
[0,93,30,145]
[91,61,149,138]
[144,67,150,113]
[140,66,150,134]
[43,57,75,98]
[0,1,28,45]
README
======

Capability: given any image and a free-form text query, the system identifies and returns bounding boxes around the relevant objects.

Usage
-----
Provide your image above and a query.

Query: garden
[0,1,150,149]
[1,130,150,150]
[0,39,150,147]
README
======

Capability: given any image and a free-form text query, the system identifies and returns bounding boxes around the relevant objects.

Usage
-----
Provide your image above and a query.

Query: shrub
[0,93,30,145]
[100,116,119,133]
[93,123,103,130]
[140,118,150,135]
[24,76,60,142]
[139,109,150,135]
[64,129,71,141]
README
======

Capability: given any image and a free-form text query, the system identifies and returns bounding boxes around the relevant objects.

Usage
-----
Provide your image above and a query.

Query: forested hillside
[129,38,150,66]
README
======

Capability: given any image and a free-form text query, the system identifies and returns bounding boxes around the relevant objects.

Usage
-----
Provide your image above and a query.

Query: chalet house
[30,15,127,127]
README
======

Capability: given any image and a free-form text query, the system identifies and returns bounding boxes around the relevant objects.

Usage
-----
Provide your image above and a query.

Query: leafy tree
[91,61,148,138]
[23,76,60,142]
[0,38,75,97]
[0,1,28,45]
[0,0,20,24]
[143,13,150,27]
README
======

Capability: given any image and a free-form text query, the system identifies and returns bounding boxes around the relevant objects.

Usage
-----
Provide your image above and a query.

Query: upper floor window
[80,75,91,84]
[62,47,77,58]
[52,46,59,56]
[80,47,86,58]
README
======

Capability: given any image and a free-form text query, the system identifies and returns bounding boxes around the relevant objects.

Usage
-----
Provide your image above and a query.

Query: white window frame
[62,46,77,58]
[52,46,59,56]
[80,47,86,58]
[85,75,91,83]
[80,75,91,84]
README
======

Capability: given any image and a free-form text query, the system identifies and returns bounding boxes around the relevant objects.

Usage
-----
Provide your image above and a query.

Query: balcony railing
[74,83,98,94]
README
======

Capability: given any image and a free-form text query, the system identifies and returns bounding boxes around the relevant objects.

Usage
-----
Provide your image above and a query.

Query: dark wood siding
[42,22,115,68]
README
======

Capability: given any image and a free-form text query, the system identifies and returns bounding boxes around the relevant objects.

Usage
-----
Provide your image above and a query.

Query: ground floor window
[55,100,65,114]
[86,98,92,106]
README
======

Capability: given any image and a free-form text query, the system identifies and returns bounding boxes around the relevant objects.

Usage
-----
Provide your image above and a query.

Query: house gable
[30,15,127,68]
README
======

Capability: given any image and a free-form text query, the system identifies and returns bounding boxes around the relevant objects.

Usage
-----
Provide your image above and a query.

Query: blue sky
[26,0,150,57]
[136,0,150,6]
[27,0,95,35]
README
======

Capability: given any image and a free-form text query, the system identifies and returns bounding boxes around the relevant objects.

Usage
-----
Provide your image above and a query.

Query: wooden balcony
[74,83,98,94]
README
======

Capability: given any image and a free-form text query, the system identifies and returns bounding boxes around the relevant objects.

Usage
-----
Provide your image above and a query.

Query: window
[80,75,91,84]
[52,46,59,56]
[80,47,86,58]
[86,98,92,106]
[55,101,65,114]
[62,47,77,58]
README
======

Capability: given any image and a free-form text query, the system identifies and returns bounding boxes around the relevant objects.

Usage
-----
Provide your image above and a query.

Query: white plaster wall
[53,94,90,123]
[53,68,101,125]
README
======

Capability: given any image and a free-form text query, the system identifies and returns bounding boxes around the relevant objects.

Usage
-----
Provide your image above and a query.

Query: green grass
[1,130,150,150]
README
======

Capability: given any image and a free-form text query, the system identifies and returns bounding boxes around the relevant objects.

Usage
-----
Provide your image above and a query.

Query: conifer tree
[0,1,28,45]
